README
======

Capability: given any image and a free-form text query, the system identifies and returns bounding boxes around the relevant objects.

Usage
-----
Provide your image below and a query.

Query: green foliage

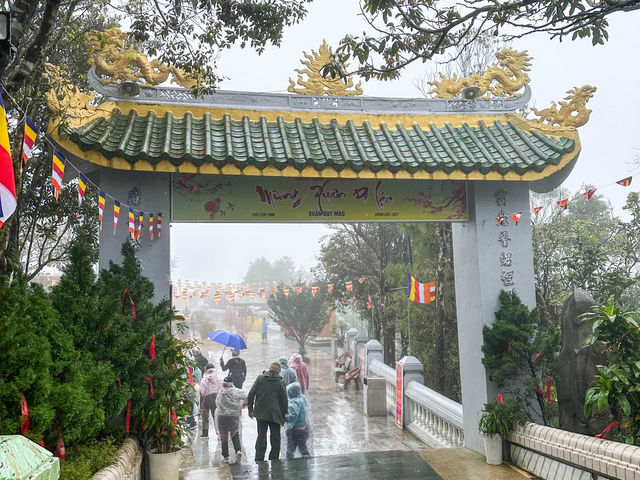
[244,256,297,283]
[268,281,333,355]
[60,437,120,480]
[582,297,640,445]
[479,398,527,437]
[482,290,558,426]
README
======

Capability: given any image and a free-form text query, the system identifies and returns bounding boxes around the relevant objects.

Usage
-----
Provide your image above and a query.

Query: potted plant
[479,397,526,465]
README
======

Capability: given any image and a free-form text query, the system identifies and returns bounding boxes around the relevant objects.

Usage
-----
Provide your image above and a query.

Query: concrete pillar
[346,328,358,355]
[451,181,535,453]
[354,332,369,367]
[98,169,172,305]
[364,339,383,377]
[397,356,424,427]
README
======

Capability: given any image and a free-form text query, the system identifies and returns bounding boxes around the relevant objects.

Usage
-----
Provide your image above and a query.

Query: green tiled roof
[62,108,576,176]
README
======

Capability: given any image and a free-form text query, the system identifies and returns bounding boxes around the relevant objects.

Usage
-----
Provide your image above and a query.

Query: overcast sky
[171,1,640,284]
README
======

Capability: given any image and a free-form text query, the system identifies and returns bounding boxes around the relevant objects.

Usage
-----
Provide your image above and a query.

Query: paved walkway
[180,328,529,480]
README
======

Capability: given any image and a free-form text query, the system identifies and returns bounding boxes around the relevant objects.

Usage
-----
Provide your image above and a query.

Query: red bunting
[54,432,66,460]
[595,421,620,439]
[145,377,154,398]
[533,206,543,216]
[534,352,541,362]
[616,176,632,187]
[171,411,177,437]
[535,386,544,397]
[150,335,156,360]
[546,377,552,404]
[583,187,597,199]
[497,394,503,403]
[496,215,506,225]
[20,393,30,435]
[125,398,132,433]
[512,212,522,225]
[188,367,194,386]
[557,199,568,211]
[121,288,136,319]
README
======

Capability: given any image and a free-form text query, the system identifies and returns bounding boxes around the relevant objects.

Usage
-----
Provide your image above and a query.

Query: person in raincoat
[199,363,222,438]
[215,376,248,464]
[289,353,310,394]
[278,356,299,387]
[247,361,288,461]
[220,348,247,388]
[284,382,312,459]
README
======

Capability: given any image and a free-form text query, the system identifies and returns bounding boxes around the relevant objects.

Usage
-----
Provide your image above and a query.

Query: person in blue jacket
[284,381,313,459]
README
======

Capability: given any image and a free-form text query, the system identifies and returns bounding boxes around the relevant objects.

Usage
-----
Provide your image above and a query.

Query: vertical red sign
[363,347,368,376]
[395,362,404,428]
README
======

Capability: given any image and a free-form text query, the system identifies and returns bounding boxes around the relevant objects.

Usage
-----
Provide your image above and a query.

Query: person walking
[289,353,310,394]
[216,376,248,464]
[199,363,222,438]
[278,356,299,387]
[284,382,312,459]
[247,362,288,462]
[261,318,269,344]
[220,348,247,388]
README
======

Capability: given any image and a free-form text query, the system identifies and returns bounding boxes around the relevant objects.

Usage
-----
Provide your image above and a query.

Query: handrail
[405,381,463,429]
[368,358,395,384]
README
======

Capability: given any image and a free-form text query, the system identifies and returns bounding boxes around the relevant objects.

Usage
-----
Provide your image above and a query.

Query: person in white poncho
[215,376,248,464]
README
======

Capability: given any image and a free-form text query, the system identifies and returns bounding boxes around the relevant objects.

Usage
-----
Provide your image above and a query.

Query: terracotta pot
[148,449,181,480]
[483,435,503,465]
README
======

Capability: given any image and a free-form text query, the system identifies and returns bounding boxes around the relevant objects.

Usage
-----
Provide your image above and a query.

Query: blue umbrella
[207,329,247,350]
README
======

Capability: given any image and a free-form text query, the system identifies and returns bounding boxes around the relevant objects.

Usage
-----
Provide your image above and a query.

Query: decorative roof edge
[88,67,532,116]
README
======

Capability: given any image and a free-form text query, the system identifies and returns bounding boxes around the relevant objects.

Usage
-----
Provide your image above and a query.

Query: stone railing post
[354,332,369,367]
[397,356,424,427]
[364,340,383,377]
[346,328,358,354]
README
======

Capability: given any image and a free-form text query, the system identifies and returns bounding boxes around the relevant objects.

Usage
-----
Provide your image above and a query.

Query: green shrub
[479,398,527,437]
[60,437,120,480]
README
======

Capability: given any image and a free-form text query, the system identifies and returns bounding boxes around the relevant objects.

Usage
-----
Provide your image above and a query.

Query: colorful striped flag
[157,212,162,238]
[345,281,353,292]
[358,277,366,283]
[296,286,303,294]
[512,212,522,225]
[407,274,436,304]
[51,151,66,201]
[135,211,143,240]
[327,283,334,293]
[214,295,221,304]
[77,174,87,214]
[0,92,16,227]
[533,206,543,216]
[283,288,290,298]
[367,294,372,310]
[616,176,632,187]
[311,286,318,297]
[128,208,135,239]
[21,117,38,173]
[149,213,154,240]
[583,187,597,199]
[113,200,120,234]
[98,191,105,230]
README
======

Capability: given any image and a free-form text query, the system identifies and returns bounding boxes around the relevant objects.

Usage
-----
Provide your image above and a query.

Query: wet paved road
[181,327,424,477]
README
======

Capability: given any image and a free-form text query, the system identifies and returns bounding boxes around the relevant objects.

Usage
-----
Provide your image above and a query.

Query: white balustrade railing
[368,359,395,413]
[405,381,464,448]
[356,348,364,368]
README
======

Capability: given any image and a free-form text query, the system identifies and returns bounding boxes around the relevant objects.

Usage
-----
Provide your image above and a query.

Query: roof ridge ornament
[44,63,99,120]
[288,40,363,96]
[86,28,197,89]
[429,49,532,98]
[531,85,597,128]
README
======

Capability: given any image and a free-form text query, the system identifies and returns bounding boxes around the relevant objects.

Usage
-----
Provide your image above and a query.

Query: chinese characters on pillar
[495,189,515,290]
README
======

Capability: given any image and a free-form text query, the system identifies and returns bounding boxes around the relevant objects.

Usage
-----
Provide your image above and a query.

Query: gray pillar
[451,181,535,453]
[398,355,424,427]
[354,332,369,367]
[364,339,383,377]
[98,169,172,305]
[346,328,358,355]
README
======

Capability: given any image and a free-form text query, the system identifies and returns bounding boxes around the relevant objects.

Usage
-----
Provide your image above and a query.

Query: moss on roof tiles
[63,109,576,177]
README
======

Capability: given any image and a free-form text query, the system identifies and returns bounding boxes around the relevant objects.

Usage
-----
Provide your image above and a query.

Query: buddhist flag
[128,208,135,239]
[98,191,105,230]
[51,151,65,201]
[283,288,290,298]
[157,212,162,238]
[358,277,367,283]
[557,199,568,211]
[328,283,334,294]
[113,200,120,233]
[345,281,353,292]
[583,187,597,200]
[367,294,372,310]
[311,286,318,296]
[533,206,543,216]
[214,294,221,304]
[496,215,506,225]
[407,274,436,304]
[135,211,143,240]
[296,286,303,294]
[616,176,632,187]
[77,173,87,213]
[149,213,154,240]
[0,93,16,227]
[21,117,38,172]
[512,212,522,225]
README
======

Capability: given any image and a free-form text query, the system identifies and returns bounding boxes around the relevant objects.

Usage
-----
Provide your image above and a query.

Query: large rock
[556,289,608,434]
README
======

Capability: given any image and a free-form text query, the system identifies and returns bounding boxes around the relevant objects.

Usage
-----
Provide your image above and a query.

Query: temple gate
[46,33,592,453]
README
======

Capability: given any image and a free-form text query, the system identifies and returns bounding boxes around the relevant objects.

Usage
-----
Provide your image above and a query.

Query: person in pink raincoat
[289,353,310,394]
[199,363,222,438]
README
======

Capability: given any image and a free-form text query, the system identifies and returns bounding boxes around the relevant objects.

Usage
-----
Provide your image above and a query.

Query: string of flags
[0,84,163,241]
